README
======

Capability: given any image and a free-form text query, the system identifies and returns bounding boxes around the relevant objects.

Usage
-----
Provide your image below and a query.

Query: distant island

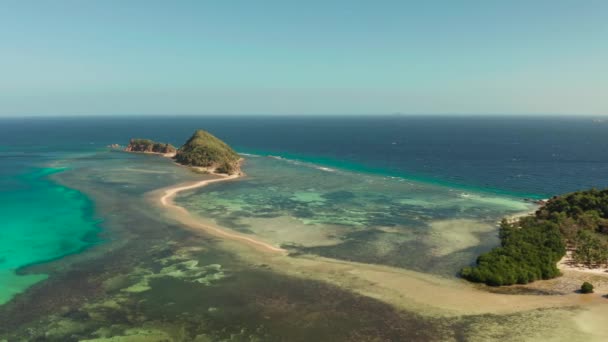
[125,139,177,156]
[174,130,241,175]
[461,189,608,286]
[125,130,241,175]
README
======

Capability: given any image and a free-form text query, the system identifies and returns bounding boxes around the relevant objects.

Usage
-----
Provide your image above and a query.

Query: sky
[0,0,607,116]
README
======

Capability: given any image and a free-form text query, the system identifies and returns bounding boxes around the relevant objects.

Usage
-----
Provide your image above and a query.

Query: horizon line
[1,112,608,119]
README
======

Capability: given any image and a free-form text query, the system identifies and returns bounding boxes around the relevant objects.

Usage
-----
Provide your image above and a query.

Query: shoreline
[121,149,177,158]
[503,208,538,224]
[559,251,608,276]
[157,172,287,254]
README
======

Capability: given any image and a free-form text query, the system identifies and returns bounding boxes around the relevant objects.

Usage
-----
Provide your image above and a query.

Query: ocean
[4,115,608,196]
[1,115,608,340]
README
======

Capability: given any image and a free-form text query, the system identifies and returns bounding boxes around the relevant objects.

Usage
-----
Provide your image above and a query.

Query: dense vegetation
[460,217,564,286]
[461,189,608,286]
[126,139,176,154]
[174,130,240,174]
[539,189,608,268]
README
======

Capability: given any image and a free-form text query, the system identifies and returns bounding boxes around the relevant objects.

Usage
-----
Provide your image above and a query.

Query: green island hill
[126,130,241,175]
[461,189,608,286]
[174,130,241,175]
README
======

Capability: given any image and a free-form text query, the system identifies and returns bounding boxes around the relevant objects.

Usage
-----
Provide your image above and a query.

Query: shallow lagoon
[177,155,535,276]
[0,151,606,341]
[0,151,457,340]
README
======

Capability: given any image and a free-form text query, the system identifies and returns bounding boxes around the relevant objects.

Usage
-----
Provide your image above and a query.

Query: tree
[498,218,514,246]
[573,230,607,267]
[460,220,564,286]
[581,282,594,294]
[215,161,237,175]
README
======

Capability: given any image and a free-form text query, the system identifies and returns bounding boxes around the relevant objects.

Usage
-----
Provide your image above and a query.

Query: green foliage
[573,230,608,267]
[581,282,594,294]
[462,188,608,286]
[538,189,608,239]
[215,161,237,175]
[460,219,565,286]
[127,139,176,153]
[174,130,240,172]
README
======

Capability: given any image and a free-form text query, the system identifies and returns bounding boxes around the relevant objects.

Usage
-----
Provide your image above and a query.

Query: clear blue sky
[1,0,606,116]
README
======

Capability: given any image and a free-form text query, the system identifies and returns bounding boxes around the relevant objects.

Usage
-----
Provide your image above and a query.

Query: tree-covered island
[174,130,241,175]
[461,189,608,286]
[125,130,241,175]
[125,139,177,155]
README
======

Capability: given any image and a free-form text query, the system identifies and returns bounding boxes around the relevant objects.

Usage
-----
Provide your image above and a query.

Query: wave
[265,155,338,173]
[238,152,261,157]
[237,150,544,200]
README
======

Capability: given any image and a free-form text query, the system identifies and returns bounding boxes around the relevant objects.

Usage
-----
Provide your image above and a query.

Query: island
[125,138,177,156]
[174,129,241,175]
[125,130,241,175]
[461,189,608,286]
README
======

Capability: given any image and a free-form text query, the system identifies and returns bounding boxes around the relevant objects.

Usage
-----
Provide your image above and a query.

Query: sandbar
[157,173,287,254]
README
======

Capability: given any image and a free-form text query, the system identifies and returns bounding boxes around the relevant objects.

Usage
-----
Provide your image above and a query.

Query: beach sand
[559,251,608,276]
[156,172,287,254]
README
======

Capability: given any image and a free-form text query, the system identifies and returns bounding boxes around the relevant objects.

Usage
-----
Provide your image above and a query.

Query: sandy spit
[156,172,287,254]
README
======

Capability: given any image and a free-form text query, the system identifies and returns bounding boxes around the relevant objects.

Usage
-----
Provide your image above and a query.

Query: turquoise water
[1,116,605,306]
[1,116,608,339]
[0,166,101,304]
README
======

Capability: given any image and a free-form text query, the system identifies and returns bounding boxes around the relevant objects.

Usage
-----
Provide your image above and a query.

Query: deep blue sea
[2,115,608,197]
